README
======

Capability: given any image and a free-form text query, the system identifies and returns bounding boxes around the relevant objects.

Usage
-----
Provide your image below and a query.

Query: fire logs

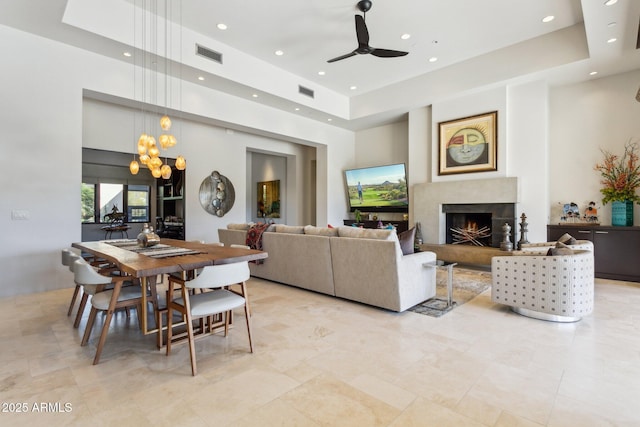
[450,226,491,246]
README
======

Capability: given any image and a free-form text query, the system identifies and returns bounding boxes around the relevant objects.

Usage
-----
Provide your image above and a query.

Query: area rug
[409,266,492,317]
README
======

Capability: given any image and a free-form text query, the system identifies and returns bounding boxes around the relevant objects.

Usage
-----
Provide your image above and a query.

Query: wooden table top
[72,239,268,278]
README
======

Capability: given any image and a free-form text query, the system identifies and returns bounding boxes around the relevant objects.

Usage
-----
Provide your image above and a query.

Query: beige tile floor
[0,274,639,426]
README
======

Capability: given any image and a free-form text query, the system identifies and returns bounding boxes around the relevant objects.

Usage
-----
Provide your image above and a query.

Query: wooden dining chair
[166,261,253,376]
[74,259,143,365]
[62,249,83,316]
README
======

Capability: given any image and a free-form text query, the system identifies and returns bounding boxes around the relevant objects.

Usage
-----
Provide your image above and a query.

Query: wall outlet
[11,210,30,220]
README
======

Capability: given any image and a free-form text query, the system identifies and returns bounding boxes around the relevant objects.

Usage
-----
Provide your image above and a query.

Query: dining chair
[228,244,252,316]
[155,241,226,349]
[166,261,253,376]
[74,259,143,365]
[62,249,82,316]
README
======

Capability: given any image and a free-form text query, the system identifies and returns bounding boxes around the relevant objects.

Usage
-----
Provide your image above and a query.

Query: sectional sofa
[218,224,437,312]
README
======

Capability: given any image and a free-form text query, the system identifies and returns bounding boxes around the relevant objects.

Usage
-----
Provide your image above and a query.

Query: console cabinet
[343,219,409,233]
[547,224,640,282]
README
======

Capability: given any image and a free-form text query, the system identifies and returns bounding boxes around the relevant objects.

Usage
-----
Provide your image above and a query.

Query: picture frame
[438,111,497,175]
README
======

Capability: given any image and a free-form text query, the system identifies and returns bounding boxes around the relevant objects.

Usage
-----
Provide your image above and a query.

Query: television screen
[344,163,409,212]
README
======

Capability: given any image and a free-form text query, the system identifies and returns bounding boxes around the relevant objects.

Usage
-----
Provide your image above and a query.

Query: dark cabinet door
[547,226,593,242]
[592,229,640,281]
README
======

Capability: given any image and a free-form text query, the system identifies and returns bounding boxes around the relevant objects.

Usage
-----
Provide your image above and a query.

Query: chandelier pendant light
[131,0,185,179]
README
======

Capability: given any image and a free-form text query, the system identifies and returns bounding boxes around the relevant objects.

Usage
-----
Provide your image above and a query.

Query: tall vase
[611,200,634,226]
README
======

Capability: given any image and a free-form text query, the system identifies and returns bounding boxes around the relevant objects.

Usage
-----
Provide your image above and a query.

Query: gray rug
[409,266,491,317]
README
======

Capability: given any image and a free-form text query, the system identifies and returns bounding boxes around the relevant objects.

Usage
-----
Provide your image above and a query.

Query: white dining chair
[74,259,143,365]
[166,261,253,376]
[62,249,82,316]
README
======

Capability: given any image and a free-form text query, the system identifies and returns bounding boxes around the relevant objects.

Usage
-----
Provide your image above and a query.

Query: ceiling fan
[327,0,409,63]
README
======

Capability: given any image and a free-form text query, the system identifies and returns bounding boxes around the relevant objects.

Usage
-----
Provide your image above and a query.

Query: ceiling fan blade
[355,15,369,47]
[327,51,357,63]
[370,48,409,58]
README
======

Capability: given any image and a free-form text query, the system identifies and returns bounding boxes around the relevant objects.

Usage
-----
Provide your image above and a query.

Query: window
[127,185,150,223]
[81,182,150,223]
[81,183,95,223]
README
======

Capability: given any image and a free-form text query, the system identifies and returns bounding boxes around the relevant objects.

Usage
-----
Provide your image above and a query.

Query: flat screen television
[343,163,409,213]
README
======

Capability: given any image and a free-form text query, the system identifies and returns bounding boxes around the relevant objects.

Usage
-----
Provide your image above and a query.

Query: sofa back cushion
[336,226,396,240]
[273,225,305,234]
[304,225,338,237]
[227,223,251,230]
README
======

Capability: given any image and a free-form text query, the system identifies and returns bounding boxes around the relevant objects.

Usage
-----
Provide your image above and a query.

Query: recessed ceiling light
[275,50,284,56]
[607,37,617,43]
[295,107,300,111]
[123,51,132,57]
[401,33,411,40]
[428,57,438,63]
[217,23,227,30]
[318,71,326,76]
[590,71,598,76]
[604,0,618,6]
[198,76,205,81]
[252,93,258,98]
[542,15,555,23]
[327,118,332,122]
[350,86,357,90]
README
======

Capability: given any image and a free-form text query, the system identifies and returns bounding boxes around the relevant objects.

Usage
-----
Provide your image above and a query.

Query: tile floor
[0,274,639,426]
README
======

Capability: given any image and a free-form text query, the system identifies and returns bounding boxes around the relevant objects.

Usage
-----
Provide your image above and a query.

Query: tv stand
[343,220,409,233]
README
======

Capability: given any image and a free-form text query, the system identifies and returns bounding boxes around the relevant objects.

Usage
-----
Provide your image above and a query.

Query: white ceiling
[2,0,640,130]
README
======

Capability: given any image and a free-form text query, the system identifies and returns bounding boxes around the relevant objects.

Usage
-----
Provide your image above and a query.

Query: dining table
[71,238,268,337]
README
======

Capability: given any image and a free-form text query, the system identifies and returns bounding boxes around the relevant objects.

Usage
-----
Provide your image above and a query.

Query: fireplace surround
[413,177,519,247]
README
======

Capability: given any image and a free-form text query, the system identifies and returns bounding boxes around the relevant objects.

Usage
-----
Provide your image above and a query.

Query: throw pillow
[398,227,416,255]
[557,232,577,245]
[546,241,575,256]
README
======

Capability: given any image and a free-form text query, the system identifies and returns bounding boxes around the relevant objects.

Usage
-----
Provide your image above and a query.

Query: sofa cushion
[398,227,416,255]
[546,241,575,256]
[304,225,338,237]
[336,226,395,240]
[557,232,577,245]
[274,224,305,234]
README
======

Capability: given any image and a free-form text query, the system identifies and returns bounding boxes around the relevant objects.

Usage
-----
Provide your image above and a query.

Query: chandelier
[129,0,186,179]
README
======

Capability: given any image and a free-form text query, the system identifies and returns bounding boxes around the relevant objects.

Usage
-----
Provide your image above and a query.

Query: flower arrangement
[594,141,640,204]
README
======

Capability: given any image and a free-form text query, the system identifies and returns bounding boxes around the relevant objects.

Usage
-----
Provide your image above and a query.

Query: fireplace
[442,203,516,248]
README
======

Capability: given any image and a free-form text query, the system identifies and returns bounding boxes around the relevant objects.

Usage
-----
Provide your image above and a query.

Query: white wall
[0,24,354,297]
[549,69,640,225]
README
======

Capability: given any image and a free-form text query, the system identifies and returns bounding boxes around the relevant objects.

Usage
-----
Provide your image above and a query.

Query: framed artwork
[257,180,280,218]
[438,111,497,175]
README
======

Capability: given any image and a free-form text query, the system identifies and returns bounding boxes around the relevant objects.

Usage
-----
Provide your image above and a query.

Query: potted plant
[354,209,362,224]
[594,140,640,226]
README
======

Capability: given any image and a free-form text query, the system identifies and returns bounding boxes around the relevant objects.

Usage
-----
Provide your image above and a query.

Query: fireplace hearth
[443,203,515,248]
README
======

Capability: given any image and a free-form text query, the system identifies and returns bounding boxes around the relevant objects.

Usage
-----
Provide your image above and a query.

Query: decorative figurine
[517,213,529,250]
[500,222,513,251]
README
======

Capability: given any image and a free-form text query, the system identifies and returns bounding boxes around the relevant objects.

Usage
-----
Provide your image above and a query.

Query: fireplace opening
[442,203,516,248]
[446,213,492,246]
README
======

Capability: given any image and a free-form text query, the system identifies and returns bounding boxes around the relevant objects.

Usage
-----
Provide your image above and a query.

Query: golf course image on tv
[344,163,408,212]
